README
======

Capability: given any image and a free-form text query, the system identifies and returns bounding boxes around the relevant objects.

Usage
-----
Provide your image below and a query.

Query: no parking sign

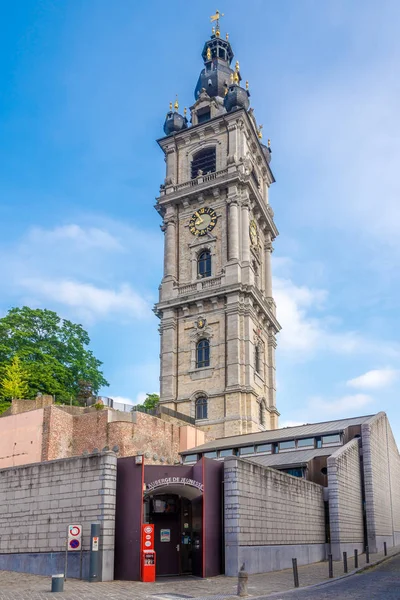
[68,524,82,551]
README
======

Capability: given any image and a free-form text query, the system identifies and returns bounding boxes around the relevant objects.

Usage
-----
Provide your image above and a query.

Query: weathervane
[210,9,224,36]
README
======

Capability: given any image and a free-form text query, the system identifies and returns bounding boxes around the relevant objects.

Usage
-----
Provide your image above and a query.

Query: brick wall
[224,458,326,575]
[0,452,117,580]
[362,412,400,552]
[327,439,364,559]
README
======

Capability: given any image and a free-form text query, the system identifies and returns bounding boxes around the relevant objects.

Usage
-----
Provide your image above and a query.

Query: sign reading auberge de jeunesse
[146,477,203,493]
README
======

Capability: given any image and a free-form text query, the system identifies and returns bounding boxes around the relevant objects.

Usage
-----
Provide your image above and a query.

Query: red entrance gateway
[114,457,223,580]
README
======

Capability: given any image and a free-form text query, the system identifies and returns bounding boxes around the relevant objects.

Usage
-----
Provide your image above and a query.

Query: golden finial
[184,107,187,117]
[216,29,220,38]
[233,71,239,84]
[169,101,172,111]
[268,138,271,148]
[235,60,240,72]
[245,80,249,90]
[258,125,263,139]
[226,33,229,41]
[174,96,179,111]
[207,47,211,60]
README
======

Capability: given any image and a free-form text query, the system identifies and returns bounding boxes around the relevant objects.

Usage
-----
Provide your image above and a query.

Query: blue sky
[1,1,400,439]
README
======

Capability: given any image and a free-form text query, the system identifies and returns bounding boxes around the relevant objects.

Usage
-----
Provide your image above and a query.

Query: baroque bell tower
[154,13,281,438]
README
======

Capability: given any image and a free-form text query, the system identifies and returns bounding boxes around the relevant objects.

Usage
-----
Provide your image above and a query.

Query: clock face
[249,220,258,245]
[189,206,217,236]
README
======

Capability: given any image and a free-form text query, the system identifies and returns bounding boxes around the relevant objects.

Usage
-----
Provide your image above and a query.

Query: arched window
[196,339,210,368]
[254,345,261,374]
[195,397,208,420]
[259,402,265,426]
[191,147,216,179]
[198,250,211,278]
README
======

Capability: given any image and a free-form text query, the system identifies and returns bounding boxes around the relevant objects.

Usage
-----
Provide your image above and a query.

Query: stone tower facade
[155,23,280,438]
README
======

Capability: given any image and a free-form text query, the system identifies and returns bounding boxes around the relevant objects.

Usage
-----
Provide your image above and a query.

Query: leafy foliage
[135,392,160,411]
[0,307,109,403]
[0,355,29,400]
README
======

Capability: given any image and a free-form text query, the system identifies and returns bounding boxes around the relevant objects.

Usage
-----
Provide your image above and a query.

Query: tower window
[196,339,210,368]
[191,147,216,178]
[255,345,261,374]
[195,397,208,420]
[198,250,211,278]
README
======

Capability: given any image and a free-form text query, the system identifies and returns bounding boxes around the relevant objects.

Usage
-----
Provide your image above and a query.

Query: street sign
[68,524,82,552]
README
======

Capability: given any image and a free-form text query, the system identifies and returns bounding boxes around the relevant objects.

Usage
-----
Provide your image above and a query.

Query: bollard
[384,542,387,556]
[237,563,248,597]
[354,549,358,568]
[343,551,348,574]
[51,574,64,593]
[89,523,101,582]
[366,546,370,563]
[328,553,333,578]
[292,558,299,588]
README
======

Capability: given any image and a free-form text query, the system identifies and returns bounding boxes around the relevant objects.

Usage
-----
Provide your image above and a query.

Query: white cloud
[19,278,150,322]
[347,368,399,390]
[308,393,374,417]
[280,420,306,429]
[274,275,400,359]
[28,224,123,251]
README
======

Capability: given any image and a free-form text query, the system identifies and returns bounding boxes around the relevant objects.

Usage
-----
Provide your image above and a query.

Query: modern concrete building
[154,17,280,438]
[181,412,400,568]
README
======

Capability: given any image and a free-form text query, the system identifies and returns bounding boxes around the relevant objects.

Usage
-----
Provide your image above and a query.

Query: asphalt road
[263,553,400,599]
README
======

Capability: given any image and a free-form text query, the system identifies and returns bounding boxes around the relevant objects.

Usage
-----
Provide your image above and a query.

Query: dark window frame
[196,338,210,368]
[195,396,208,420]
[198,250,211,278]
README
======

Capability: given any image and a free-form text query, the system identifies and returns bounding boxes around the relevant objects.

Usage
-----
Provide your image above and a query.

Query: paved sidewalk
[0,546,398,600]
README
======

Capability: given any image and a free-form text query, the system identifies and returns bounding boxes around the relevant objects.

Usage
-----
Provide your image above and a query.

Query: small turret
[163,98,188,136]
[223,60,250,112]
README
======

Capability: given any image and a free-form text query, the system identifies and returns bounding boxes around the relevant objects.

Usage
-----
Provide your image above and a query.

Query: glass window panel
[196,339,210,368]
[183,454,197,463]
[279,440,296,450]
[203,451,217,458]
[239,446,255,455]
[256,444,272,453]
[219,448,234,457]
[297,438,315,448]
[322,434,341,445]
[195,396,208,420]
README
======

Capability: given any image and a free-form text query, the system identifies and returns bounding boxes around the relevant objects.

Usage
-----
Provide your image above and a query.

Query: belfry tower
[155,14,281,438]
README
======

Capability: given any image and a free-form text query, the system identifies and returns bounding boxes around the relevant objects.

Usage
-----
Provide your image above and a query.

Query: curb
[248,549,400,599]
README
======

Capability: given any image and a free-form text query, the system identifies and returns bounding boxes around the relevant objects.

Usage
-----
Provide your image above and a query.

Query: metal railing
[95,397,195,424]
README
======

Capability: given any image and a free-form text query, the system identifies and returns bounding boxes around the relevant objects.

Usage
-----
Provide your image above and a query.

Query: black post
[89,523,101,582]
[384,542,387,556]
[343,551,348,574]
[328,554,333,578]
[354,549,358,568]
[366,546,370,563]
[292,558,299,588]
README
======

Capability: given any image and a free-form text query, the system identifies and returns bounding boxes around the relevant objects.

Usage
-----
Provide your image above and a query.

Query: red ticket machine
[141,524,156,582]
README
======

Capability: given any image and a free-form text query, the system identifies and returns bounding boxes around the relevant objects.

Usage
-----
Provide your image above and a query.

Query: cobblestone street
[0,546,398,600]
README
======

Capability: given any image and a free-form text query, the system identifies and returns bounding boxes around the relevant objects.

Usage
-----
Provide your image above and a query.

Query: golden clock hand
[195,212,204,225]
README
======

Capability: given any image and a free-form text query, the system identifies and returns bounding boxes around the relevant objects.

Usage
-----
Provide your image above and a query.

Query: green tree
[0,355,29,400]
[0,307,109,404]
[135,392,159,411]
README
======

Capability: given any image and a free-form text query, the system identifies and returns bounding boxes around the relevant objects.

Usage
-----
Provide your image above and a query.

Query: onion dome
[195,27,235,99]
[223,62,250,112]
[163,99,188,136]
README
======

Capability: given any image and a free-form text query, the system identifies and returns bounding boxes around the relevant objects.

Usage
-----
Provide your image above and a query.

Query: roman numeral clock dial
[189,206,217,236]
